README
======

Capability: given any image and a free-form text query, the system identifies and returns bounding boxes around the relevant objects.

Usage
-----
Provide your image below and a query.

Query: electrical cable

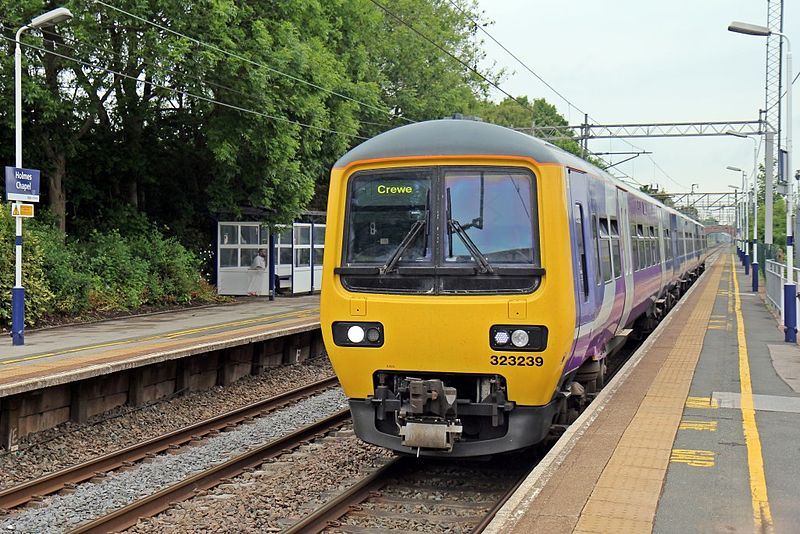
[366,0,536,115]
[444,0,587,117]
[0,31,368,140]
[93,0,409,123]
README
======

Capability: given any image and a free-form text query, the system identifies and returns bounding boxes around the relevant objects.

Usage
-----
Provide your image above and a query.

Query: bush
[128,227,203,305]
[0,211,218,327]
[29,223,93,315]
[82,230,150,310]
[0,208,54,327]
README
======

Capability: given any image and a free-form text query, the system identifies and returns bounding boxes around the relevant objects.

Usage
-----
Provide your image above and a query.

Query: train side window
[610,218,621,279]
[598,217,612,283]
[630,224,640,271]
[664,229,673,261]
[636,224,645,270]
[654,227,660,264]
[574,203,589,300]
[647,226,658,266]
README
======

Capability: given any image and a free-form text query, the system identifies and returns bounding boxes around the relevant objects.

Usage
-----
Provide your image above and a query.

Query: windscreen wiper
[446,187,494,274]
[448,218,494,274]
[381,218,426,274]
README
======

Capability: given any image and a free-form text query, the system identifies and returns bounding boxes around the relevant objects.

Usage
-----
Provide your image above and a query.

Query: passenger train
[320,119,707,457]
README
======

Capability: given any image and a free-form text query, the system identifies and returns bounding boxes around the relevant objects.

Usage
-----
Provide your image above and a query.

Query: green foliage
[0,211,216,326]
[0,209,54,326]
[82,230,151,310]
[30,222,93,314]
[128,228,204,304]
[0,0,494,239]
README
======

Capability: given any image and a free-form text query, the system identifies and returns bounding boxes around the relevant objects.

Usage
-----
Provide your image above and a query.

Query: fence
[764,259,800,332]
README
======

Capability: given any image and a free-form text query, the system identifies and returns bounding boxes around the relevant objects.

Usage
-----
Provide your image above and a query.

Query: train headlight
[493,330,510,345]
[489,325,548,352]
[511,329,529,348]
[347,325,365,343]
[333,322,384,347]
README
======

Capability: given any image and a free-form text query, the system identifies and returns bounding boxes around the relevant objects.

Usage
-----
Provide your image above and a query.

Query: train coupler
[399,419,463,451]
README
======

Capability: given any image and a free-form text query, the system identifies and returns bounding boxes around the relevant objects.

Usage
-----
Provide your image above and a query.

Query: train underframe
[352,371,557,457]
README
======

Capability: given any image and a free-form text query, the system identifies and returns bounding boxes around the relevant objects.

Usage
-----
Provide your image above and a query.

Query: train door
[601,185,624,340]
[669,213,678,277]
[617,188,634,331]
[567,169,597,369]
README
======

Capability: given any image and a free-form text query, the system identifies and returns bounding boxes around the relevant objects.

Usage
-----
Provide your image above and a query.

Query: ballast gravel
[0,389,348,534]
[0,359,332,490]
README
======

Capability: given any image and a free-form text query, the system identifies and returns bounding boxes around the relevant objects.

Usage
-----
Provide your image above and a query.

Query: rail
[0,376,338,510]
[70,409,351,534]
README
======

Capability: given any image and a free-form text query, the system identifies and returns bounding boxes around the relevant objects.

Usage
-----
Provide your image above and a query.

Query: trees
[0,0,493,243]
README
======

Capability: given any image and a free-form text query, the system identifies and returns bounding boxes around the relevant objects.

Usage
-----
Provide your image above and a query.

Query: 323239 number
[490,355,543,367]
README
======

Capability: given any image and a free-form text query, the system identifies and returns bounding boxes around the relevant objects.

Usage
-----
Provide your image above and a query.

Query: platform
[488,252,800,533]
[0,295,319,397]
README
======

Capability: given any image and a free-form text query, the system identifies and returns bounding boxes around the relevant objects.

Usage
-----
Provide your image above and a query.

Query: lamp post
[728,166,749,274]
[728,185,740,254]
[727,131,760,291]
[12,7,73,346]
[729,20,795,342]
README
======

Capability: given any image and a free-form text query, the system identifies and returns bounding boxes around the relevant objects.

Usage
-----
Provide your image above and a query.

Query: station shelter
[216,211,325,297]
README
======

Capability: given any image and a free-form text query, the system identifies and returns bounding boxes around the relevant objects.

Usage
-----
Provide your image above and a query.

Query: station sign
[11,203,34,218]
[4,166,40,203]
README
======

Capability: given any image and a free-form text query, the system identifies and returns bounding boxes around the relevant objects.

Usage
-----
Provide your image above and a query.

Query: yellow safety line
[731,254,774,532]
[0,308,316,366]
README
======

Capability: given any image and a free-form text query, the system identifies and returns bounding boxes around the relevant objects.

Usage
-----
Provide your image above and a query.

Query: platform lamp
[728,166,749,275]
[728,185,741,258]
[726,131,760,291]
[12,7,73,346]
[729,20,795,342]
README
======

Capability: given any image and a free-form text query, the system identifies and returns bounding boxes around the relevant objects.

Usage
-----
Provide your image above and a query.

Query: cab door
[567,169,597,369]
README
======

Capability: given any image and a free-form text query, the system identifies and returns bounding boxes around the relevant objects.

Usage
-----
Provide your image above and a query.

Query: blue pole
[268,232,276,301]
[785,283,797,343]
[744,253,750,275]
[752,262,759,292]
[11,286,24,345]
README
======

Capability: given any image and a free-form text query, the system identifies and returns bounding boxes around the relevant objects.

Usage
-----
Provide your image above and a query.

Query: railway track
[71,409,351,534]
[0,375,339,512]
[283,453,539,533]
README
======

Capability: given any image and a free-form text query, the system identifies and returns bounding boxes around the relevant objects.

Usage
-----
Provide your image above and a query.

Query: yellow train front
[321,119,579,457]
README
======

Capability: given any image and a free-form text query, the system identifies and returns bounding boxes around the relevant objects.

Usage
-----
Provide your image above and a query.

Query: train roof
[334,119,702,227]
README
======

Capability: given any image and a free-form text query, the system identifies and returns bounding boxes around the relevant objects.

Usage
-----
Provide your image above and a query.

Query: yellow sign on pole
[11,203,34,218]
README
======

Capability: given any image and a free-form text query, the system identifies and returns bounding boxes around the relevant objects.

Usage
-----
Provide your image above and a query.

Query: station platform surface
[488,252,800,533]
[0,295,319,397]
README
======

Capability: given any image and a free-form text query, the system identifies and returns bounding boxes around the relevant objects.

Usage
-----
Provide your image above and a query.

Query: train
[320,118,707,457]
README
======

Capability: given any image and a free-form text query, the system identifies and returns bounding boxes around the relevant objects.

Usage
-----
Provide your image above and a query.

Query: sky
[476,0,799,203]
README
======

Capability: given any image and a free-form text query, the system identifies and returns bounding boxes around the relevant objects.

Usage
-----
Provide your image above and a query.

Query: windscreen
[345,170,432,265]
[444,170,535,264]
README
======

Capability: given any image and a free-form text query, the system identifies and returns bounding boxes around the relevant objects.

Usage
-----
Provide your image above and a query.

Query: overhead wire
[92,0,409,124]
[444,0,587,117]
[15,20,396,132]
[0,30,368,140]
[442,1,680,190]
[365,0,537,115]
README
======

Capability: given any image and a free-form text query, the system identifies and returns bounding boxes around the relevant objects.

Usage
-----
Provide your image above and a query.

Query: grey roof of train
[334,119,700,225]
